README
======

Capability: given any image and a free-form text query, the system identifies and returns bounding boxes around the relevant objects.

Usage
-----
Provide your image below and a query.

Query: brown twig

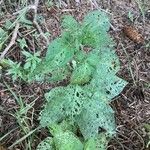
[13,0,49,46]
[32,0,49,46]
[33,21,49,46]
[0,23,20,60]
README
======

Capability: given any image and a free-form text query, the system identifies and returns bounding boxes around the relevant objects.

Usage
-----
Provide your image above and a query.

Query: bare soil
[0,0,150,150]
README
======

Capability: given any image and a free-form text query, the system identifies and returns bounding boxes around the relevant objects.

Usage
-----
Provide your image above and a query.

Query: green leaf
[81,24,112,48]
[84,135,109,150]
[81,10,112,48]
[39,88,66,127]
[37,125,83,150]
[61,15,82,51]
[46,38,74,68]
[22,51,42,74]
[24,61,31,69]
[88,48,128,102]
[6,60,24,81]
[4,20,14,30]
[18,38,28,49]
[84,138,96,150]
[29,38,75,82]
[128,11,134,22]
[71,62,94,85]
[144,123,150,132]
[22,50,32,57]
[76,98,116,139]
[95,134,109,150]
[97,48,120,74]
[54,131,83,150]
[0,28,8,51]
[46,66,70,82]
[83,10,110,32]
[74,50,86,63]
[48,120,77,136]
[89,74,127,102]
[36,137,54,150]
[34,51,41,57]
[85,51,100,68]
[40,85,86,127]
[0,28,7,40]
[61,31,82,51]
[61,15,80,31]
[32,62,37,71]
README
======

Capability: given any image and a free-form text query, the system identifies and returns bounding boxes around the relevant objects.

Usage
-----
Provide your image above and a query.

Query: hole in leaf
[76,92,79,97]
[98,127,106,133]
[76,102,80,107]
[82,45,92,53]
[114,81,117,84]
[74,108,78,112]
[61,107,65,111]
[106,91,110,94]
[96,114,99,118]
[109,67,113,70]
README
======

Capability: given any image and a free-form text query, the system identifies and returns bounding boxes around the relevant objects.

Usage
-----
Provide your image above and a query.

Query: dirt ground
[0,0,150,150]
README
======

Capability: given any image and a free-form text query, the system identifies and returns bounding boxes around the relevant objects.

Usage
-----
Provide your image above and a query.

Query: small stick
[32,0,49,46]
[33,20,49,45]
[0,23,20,60]
[13,0,49,46]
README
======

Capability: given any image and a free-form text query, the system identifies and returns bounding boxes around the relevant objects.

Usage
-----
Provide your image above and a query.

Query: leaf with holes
[40,85,86,127]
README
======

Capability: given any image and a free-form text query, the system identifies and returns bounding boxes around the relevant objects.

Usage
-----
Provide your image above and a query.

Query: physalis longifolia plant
[36,10,127,150]
[7,10,127,150]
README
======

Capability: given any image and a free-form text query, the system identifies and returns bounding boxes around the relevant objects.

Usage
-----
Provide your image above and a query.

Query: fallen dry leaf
[123,26,144,44]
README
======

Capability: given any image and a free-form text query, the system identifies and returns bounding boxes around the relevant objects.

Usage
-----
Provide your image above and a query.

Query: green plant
[45,0,54,7]
[17,38,28,49]
[22,50,41,72]
[37,121,109,150]
[0,6,32,52]
[6,59,23,81]
[144,124,150,148]
[4,20,15,30]
[7,10,127,149]
[128,11,134,22]
[5,50,41,81]
[0,82,37,150]
[36,10,127,150]
[0,27,8,51]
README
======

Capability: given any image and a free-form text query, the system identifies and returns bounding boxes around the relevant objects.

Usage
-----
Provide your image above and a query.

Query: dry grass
[0,0,150,149]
